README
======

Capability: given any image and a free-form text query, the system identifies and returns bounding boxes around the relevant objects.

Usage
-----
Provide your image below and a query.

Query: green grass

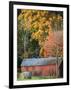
[17,76,57,81]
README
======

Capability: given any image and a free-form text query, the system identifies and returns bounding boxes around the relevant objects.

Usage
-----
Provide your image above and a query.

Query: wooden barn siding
[21,64,57,76]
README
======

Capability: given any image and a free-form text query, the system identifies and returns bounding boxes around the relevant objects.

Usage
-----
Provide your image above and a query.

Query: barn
[21,57,63,77]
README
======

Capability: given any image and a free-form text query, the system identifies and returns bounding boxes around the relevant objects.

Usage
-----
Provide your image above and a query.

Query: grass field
[17,76,57,81]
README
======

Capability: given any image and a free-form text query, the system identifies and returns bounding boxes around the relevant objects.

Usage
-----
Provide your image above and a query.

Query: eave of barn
[21,63,57,67]
[21,57,62,67]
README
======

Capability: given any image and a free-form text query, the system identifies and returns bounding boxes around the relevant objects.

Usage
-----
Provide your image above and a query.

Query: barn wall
[21,64,57,76]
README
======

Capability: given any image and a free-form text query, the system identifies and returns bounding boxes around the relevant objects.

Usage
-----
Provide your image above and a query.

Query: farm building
[21,57,63,77]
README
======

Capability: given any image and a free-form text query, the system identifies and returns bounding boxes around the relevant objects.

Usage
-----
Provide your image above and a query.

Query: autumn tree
[48,11,63,31]
[43,31,63,77]
[43,31,63,57]
[18,10,51,46]
[17,9,63,58]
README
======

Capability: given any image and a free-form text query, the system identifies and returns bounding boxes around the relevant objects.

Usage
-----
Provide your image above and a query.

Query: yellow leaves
[57,14,62,20]
[45,21,49,25]
[18,9,63,55]
[53,16,56,19]
[32,16,37,21]
[37,11,41,17]
[49,17,52,21]
[24,13,29,18]
[42,17,47,22]
[18,13,23,20]
[31,32,35,39]
[39,26,42,30]
[38,30,43,35]
[31,30,43,41]
[32,22,39,29]
[18,9,51,33]
[18,9,63,59]
[31,30,39,40]
[39,47,44,57]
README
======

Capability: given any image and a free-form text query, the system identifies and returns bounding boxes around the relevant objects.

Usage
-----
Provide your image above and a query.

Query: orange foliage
[43,31,63,57]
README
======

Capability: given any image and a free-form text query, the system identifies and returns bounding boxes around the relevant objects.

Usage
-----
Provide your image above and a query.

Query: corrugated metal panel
[21,57,62,66]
